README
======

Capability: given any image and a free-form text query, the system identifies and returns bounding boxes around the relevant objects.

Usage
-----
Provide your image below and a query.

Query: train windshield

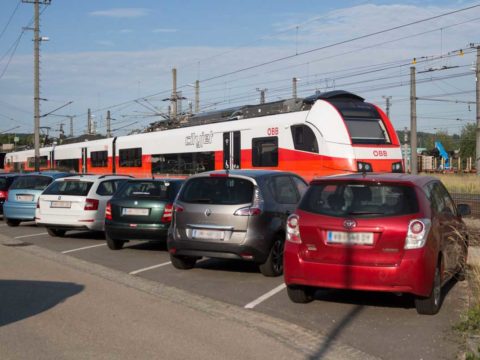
[331,100,391,145]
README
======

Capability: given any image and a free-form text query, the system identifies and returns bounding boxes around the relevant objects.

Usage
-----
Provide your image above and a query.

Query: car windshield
[43,180,94,196]
[299,182,419,218]
[180,177,253,205]
[115,181,172,200]
[10,176,53,190]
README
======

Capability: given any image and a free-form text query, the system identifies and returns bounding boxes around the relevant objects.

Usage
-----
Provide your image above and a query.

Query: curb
[0,234,380,360]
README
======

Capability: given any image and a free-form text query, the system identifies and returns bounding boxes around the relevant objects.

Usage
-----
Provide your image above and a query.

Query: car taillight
[405,219,431,249]
[105,202,112,220]
[84,198,99,211]
[161,203,173,223]
[174,204,184,213]
[234,186,263,216]
[286,214,302,244]
[0,190,7,199]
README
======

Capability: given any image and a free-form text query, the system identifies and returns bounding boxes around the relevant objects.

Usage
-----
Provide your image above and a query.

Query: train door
[223,131,241,169]
[81,147,87,173]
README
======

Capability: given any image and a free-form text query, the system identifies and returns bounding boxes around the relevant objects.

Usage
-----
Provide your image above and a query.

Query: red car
[284,173,471,315]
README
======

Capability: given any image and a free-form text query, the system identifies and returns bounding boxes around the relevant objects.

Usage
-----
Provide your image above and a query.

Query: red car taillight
[105,202,112,220]
[84,198,99,211]
[404,219,431,249]
[174,204,184,213]
[161,203,173,223]
[286,214,302,244]
[0,190,7,199]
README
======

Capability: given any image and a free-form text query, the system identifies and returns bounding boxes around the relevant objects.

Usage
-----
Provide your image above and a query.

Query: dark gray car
[167,170,307,276]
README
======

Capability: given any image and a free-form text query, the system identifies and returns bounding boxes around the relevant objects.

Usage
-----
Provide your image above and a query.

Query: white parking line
[129,261,172,275]
[13,232,48,239]
[244,283,286,309]
[62,243,107,254]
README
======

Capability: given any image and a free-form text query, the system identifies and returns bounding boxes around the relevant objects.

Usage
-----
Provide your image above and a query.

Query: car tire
[286,284,315,303]
[106,234,125,250]
[6,219,20,227]
[46,228,66,237]
[170,254,197,270]
[415,263,442,315]
[259,235,284,277]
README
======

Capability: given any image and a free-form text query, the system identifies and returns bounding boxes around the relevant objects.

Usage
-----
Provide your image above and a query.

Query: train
[3,90,403,181]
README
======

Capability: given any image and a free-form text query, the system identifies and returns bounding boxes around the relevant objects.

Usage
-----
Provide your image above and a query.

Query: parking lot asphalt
[0,219,468,360]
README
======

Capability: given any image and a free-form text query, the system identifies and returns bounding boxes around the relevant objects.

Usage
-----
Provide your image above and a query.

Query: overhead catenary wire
[0,0,21,42]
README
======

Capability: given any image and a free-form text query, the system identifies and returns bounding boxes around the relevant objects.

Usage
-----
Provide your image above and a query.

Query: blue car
[3,172,73,226]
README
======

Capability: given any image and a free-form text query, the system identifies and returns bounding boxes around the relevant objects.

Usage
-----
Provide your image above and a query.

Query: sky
[0,0,479,142]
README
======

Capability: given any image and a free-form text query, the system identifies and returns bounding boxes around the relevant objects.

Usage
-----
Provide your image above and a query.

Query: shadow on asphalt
[195,258,260,273]
[125,241,168,252]
[0,280,84,327]
[307,278,459,359]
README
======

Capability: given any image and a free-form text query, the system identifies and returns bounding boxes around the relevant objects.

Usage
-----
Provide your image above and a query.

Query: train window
[56,159,79,172]
[119,148,142,167]
[252,137,278,167]
[291,125,319,153]
[27,156,48,168]
[91,150,108,167]
[152,151,215,175]
[344,118,390,145]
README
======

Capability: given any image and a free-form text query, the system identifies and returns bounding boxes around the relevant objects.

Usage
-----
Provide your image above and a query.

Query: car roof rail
[98,174,134,179]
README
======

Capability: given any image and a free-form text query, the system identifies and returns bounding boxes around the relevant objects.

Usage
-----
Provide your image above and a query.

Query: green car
[105,179,184,250]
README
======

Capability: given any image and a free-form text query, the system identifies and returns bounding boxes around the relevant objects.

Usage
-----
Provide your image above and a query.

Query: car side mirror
[457,204,471,217]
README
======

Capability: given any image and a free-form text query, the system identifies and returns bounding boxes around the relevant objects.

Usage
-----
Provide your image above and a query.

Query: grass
[429,174,480,195]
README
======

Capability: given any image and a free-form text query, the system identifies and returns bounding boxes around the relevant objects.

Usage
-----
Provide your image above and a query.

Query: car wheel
[286,285,315,303]
[170,254,197,270]
[46,228,66,237]
[6,219,20,227]
[259,235,284,277]
[415,263,442,315]
[106,233,125,250]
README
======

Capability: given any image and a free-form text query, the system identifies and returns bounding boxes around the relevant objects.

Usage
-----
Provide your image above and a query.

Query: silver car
[167,170,307,276]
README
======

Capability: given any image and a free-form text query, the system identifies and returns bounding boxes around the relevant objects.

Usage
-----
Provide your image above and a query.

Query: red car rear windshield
[180,177,254,205]
[299,182,419,217]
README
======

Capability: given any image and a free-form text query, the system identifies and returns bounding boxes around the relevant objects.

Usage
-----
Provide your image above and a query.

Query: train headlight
[357,161,372,172]
[392,161,403,173]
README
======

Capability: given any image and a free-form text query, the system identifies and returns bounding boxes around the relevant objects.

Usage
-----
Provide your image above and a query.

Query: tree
[459,123,476,159]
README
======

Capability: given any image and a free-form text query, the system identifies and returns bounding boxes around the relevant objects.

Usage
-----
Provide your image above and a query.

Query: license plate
[327,231,374,245]
[16,194,34,202]
[50,201,71,208]
[192,229,225,240]
[123,208,149,216]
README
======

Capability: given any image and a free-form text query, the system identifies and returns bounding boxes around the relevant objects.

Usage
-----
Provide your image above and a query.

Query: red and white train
[4,91,403,181]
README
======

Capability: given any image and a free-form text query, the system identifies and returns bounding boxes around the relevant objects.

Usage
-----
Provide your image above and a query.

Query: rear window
[180,177,253,205]
[0,177,9,190]
[10,176,53,190]
[115,181,175,200]
[43,180,94,196]
[299,182,419,218]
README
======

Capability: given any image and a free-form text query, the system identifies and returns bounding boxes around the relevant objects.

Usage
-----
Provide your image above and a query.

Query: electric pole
[410,67,417,174]
[171,68,177,120]
[382,95,392,118]
[476,46,480,175]
[106,110,112,138]
[195,80,200,113]
[87,108,92,134]
[23,0,51,171]
[292,77,298,99]
[256,88,267,104]
[69,116,73,137]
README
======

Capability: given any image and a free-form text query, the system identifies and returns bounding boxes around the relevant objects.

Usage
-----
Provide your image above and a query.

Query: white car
[36,174,131,237]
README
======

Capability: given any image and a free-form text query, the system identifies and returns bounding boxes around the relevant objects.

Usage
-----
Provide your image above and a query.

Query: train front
[306,91,403,175]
